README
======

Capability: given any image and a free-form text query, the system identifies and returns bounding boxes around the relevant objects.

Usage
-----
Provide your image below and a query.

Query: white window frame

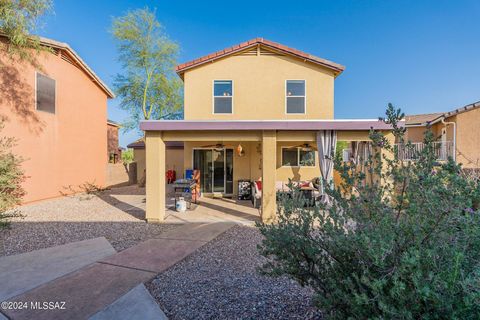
[212,80,234,114]
[35,71,57,114]
[281,146,316,167]
[285,79,306,114]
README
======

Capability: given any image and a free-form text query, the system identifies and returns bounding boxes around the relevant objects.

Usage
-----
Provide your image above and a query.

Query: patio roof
[140,119,400,131]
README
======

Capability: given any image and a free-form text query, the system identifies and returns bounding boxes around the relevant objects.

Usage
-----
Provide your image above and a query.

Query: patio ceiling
[140,119,400,132]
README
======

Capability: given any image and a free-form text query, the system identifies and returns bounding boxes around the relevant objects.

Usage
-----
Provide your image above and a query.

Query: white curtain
[316,130,337,204]
[352,141,372,173]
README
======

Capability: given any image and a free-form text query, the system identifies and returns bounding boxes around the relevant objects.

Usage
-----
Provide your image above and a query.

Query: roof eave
[36,36,115,99]
[175,39,345,77]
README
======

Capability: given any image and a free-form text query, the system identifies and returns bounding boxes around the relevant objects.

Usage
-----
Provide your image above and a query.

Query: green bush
[0,120,25,228]
[257,104,480,319]
[121,148,134,164]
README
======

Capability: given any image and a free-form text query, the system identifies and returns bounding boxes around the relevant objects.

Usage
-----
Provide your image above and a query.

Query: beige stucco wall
[456,110,480,168]
[405,123,449,143]
[134,148,184,182]
[183,49,335,120]
[133,149,146,182]
[0,47,108,203]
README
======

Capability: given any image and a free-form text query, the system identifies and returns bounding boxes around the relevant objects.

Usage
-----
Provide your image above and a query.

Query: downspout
[441,118,456,162]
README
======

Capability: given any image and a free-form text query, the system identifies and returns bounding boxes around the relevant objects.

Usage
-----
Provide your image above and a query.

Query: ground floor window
[281,147,315,167]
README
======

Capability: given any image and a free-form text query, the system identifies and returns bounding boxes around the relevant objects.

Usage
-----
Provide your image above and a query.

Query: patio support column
[145,131,166,223]
[261,130,277,223]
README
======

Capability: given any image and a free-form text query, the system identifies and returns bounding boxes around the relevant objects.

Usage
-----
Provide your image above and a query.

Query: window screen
[286,80,305,114]
[213,80,232,114]
[36,73,56,113]
[299,149,315,166]
[282,148,299,166]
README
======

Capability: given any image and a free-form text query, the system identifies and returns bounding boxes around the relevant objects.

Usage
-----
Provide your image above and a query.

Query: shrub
[257,104,480,319]
[121,148,134,164]
[0,120,25,228]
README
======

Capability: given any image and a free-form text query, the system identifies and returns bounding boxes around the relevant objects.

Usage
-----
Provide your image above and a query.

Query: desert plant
[0,119,25,227]
[257,104,480,319]
[0,0,52,63]
[121,148,134,164]
[111,7,183,132]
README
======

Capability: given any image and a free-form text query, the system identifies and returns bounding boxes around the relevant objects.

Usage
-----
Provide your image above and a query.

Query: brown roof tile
[405,113,445,125]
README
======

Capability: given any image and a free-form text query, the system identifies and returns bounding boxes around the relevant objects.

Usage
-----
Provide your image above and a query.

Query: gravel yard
[148,225,322,320]
[0,185,179,256]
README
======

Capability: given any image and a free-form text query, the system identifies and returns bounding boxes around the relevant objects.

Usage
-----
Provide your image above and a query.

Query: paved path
[89,284,167,320]
[0,238,115,302]
[2,223,234,320]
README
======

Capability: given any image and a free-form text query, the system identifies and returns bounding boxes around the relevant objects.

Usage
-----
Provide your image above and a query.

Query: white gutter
[441,118,456,162]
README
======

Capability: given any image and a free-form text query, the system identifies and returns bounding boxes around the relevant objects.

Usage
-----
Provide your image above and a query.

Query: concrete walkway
[89,284,167,320]
[2,223,234,320]
[0,237,116,302]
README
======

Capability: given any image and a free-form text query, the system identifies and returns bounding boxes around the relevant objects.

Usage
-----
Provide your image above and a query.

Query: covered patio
[141,120,394,223]
[164,185,260,225]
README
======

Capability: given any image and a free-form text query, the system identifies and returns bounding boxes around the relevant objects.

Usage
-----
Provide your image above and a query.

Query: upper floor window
[213,80,233,114]
[286,80,305,114]
[36,73,56,114]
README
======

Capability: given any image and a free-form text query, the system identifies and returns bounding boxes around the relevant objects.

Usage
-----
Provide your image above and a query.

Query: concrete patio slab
[3,263,155,320]
[0,237,116,301]
[159,222,236,242]
[164,195,260,225]
[89,284,167,320]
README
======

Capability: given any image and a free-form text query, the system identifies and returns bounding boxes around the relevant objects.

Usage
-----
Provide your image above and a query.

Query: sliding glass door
[212,149,225,193]
[193,148,233,195]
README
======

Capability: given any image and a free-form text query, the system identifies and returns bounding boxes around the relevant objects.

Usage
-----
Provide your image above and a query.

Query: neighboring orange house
[0,36,114,203]
[404,101,480,168]
[107,119,122,163]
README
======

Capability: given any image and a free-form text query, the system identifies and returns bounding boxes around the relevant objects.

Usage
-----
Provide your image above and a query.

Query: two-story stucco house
[0,36,114,202]
[140,38,394,223]
[403,100,480,168]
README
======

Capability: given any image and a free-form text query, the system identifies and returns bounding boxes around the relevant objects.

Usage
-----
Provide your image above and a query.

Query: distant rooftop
[405,100,480,126]
[127,138,184,150]
[107,119,120,127]
[405,113,444,125]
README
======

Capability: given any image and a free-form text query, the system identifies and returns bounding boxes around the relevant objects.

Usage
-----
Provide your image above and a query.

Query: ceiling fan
[199,143,235,149]
[290,143,316,149]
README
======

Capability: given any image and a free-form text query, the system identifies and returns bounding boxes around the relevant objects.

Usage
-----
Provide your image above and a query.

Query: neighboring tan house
[404,100,480,168]
[107,119,122,163]
[127,139,184,183]
[140,38,395,223]
[0,36,114,203]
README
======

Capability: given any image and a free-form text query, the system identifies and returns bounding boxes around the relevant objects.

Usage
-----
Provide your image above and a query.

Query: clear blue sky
[39,0,480,147]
